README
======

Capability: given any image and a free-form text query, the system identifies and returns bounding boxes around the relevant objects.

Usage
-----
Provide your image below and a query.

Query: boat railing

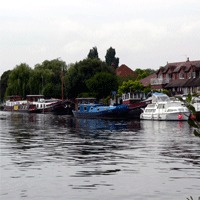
[122,92,146,101]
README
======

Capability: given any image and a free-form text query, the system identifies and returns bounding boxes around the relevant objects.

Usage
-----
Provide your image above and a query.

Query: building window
[192,72,196,78]
[179,73,184,79]
[166,73,172,79]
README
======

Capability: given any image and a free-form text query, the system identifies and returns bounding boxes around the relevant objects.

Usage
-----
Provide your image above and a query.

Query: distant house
[116,64,137,78]
[150,58,200,95]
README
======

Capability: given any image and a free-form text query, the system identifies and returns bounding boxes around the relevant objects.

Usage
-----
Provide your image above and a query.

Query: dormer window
[166,74,172,79]
[179,73,184,79]
[159,74,163,79]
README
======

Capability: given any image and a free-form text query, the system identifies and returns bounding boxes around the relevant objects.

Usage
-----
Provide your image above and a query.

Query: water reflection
[0,111,200,200]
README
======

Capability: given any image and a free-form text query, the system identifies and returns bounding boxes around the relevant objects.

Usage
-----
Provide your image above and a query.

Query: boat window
[167,109,177,112]
[145,109,156,113]
[157,104,165,109]
[148,104,156,108]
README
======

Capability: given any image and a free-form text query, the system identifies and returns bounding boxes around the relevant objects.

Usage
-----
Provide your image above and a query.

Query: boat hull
[73,104,129,119]
[73,110,129,119]
[140,112,190,121]
[52,100,74,115]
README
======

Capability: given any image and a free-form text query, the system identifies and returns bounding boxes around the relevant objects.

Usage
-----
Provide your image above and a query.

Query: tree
[135,68,156,80]
[178,94,200,137]
[118,80,144,95]
[86,72,118,99]
[28,68,53,95]
[105,47,119,68]
[0,70,11,102]
[34,58,67,98]
[87,46,99,59]
[65,58,115,98]
[5,63,32,98]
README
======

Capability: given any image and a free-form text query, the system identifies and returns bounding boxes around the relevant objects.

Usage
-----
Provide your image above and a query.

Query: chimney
[187,57,190,62]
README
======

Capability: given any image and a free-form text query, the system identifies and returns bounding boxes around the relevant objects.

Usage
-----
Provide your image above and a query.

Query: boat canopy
[151,92,170,103]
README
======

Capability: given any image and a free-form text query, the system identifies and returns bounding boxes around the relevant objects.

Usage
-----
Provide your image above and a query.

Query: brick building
[150,58,200,95]
[116,64,137,79]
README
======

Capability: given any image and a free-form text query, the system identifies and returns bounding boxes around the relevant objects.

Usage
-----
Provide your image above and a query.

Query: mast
[61,67,64,101]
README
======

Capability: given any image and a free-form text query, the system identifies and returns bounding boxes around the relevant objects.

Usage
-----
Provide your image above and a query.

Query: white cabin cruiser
[140,92,190,121]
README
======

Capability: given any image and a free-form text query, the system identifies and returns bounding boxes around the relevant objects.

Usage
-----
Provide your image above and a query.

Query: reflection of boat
[72,98,129,119]
[140,92,190,121]
[74,118,128,130]
[122,92,151,119]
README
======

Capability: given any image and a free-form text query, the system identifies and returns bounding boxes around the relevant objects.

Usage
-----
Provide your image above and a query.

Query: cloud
[0,0,200,76]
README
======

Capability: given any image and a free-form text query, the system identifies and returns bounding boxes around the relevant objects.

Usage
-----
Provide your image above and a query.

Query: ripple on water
[0,112,200,200]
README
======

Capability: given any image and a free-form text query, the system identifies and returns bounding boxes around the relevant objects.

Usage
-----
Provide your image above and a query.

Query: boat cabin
[151,92,170,103]
[122,92,146,105]
[74,98,97,111]
[26,95,45,102]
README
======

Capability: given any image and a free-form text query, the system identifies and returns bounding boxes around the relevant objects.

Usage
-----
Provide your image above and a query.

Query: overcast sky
[1,0,200,76]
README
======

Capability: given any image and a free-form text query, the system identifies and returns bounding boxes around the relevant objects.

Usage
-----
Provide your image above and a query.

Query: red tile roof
[116,64,137,78]
[157,59,200,74]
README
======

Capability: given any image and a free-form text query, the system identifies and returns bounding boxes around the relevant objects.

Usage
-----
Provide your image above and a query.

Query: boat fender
[190,114,196,120]
[178,114,183,120]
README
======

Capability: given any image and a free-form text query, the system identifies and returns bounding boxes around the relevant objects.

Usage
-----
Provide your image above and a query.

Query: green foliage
[117,75,137,86]
[5,63,32,98]
[118,80,144,95]
[0,70,11,102]
[43,83,61,98]
[35,58,66,85]
[28,68,53,95]
[33,59,66,98]
[87,46,99,59]
[1,47,159,102]
[135,68,156,80]
[105,47,119,68]
[86,72,118,99]
[65,58,115,98]
[178,93,200,137]
[143,85,152,94]
[4,59,67,99]
[161,89,170,96]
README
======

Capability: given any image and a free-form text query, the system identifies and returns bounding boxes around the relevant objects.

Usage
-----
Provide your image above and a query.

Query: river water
[0,111,199,200]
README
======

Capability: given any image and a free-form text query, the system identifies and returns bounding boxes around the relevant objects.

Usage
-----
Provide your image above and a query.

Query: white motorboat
[140,92,190,121]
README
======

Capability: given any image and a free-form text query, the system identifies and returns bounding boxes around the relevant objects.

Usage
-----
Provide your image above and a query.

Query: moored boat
[72,97,129,119]
[72,103,129,119]
[140,92,190,121]
[51,99,74,115]
[122,92,151,119]
[26,95,62,113]
[3,95,62,113]
[3,95,32,113]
